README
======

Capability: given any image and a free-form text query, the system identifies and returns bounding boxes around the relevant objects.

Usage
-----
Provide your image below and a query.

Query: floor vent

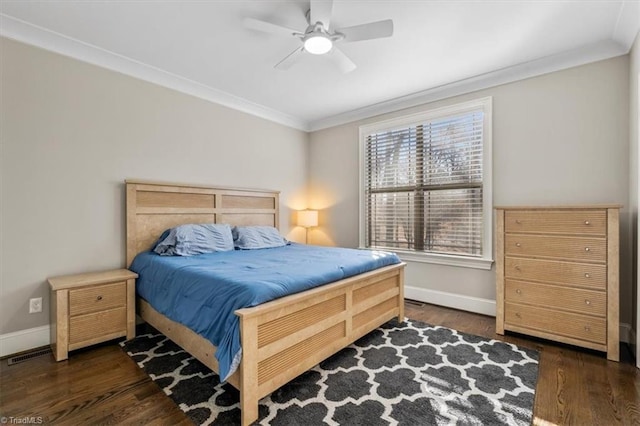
[7,347,52,366]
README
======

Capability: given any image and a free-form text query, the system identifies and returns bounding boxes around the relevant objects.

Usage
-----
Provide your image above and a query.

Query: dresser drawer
[504,234,606,262]
[505,302,606,344]
[505,210,606,235]
[69,307,127,345]
[504,257,606,289]
[505,280,605,316]
[69,282,126,316]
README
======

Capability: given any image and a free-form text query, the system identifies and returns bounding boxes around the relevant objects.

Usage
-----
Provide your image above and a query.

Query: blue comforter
[130,243,400,381]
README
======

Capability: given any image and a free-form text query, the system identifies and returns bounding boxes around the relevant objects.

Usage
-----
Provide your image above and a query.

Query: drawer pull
[585,273,591,278]
[584,326,591,332]
[585,247,590,252]
[515,242,521,247]
[515,312,521,318]
[584,220,590,225]
[514,265,521,271]
[96,295,103,301]
[516,289,522,295]
[585,299,591,305]
[515,220,522,224]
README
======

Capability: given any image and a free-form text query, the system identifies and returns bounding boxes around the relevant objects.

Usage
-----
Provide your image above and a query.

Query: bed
[125,180,406,425]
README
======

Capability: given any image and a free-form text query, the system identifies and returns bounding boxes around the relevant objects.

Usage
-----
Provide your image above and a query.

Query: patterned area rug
[121,319,539,425]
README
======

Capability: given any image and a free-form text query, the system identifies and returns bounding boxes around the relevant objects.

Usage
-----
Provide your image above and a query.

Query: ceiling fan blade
[244,17,300,37]
[337,19,394,42]
[310,0,334,28]
[328,47,356,74]
[274,47,305,70]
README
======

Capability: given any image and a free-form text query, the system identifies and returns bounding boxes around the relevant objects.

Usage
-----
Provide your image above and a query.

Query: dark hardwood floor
[405,301,640,426]
[1,302,638,425]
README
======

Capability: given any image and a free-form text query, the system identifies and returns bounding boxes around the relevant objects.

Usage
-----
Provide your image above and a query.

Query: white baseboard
[0,306,634,358]
[0,325,50,358]
[404,285,496,317]
[0,320,145,358]
[620,322,634,345]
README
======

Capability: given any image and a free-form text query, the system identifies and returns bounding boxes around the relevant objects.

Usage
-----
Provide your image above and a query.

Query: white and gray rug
[121,319,539,425]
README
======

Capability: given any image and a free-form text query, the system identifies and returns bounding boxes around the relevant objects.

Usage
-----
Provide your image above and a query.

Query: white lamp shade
[298,210,318,228]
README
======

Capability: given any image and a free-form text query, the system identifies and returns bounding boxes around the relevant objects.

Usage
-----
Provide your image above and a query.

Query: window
[359,97,492,269]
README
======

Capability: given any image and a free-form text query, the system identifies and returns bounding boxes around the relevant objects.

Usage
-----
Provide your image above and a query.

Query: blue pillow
[154,223,234,256]
[233,226,288,250]
[151,229,171,251]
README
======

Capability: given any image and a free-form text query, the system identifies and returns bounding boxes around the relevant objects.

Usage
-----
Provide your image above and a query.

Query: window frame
[358,97,494,270]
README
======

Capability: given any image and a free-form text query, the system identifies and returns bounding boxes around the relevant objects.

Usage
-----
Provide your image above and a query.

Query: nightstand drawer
[505,280,606,316]
[69,307,127,346]
[505,302,606,344]
[69,282,126,316]
[505,210,606,235]
[504,257,606,289]
[505,234,606,262]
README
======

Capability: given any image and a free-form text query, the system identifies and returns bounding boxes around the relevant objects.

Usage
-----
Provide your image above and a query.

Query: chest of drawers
[495,206,619,361]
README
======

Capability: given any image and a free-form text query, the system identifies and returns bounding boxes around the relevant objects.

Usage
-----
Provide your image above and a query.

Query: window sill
[382,249,494,270]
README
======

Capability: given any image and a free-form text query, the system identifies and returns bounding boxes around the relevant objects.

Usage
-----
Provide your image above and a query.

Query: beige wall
[1,36,634,343]
[0,38,310,335]
[630,32,639,360]
[309,56,633,326]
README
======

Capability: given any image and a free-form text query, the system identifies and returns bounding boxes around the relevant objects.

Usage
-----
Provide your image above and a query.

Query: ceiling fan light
[304,35,333,55]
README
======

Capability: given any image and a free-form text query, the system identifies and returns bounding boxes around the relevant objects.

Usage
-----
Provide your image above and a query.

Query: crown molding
[309,39,629,131]
[613,0,640,50]
[0,14,310,132]
[2,11,636,135]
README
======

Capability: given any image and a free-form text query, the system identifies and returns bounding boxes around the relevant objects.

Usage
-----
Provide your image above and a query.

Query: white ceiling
[1,1,639,131]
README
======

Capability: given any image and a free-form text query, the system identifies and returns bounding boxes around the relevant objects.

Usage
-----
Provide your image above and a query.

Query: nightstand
[48,269,138,361]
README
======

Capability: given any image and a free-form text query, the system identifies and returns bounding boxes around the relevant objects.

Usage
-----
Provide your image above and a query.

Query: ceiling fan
[244,0,393,73]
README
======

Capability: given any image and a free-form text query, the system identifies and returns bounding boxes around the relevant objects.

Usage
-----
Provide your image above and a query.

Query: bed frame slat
[258,295,346,347]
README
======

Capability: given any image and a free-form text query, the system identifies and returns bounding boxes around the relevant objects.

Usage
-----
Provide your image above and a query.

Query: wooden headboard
[125,180,280,266]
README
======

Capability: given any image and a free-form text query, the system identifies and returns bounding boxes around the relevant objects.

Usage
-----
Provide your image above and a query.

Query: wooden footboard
[236,262,405,425]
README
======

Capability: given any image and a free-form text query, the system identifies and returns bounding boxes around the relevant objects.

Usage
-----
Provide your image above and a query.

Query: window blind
[364,110,484,256]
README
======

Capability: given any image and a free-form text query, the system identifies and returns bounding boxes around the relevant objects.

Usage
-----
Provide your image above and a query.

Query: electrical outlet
[29,297,42,314]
